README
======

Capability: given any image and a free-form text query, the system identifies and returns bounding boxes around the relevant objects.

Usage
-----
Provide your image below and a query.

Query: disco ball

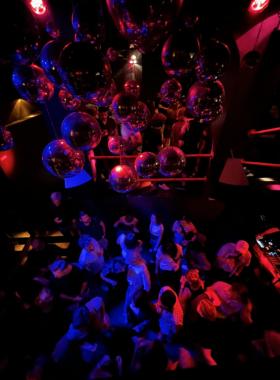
[157,146,186,177]
[242,50,260,69]
[58,90,81,111]
[135,152,159,178]
[108,136,127,155]
[125,102,151,132]
[160,79,182,104]
[107,47,118,61]
[109,165,138,193]
[0,126,13,151]
[42,140,85,178]
[112,91,138,122]
[46,21,61,39]
[124,80,141,99]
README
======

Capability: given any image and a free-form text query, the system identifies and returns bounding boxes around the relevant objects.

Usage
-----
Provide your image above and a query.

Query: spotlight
[129,55,137,65]
[30,0,46,15]
[249,0,270,12]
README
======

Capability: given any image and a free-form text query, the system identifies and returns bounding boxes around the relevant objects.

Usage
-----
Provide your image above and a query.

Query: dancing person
[117,233,142,260]
[149,214,164,254]
[171,108,187,147]
[215,240,252,277]
[186,233,211,273]
[172,219,197,253]
[179,270,205,314]
[89,355,122,379]
[77,211,107,250]
[155,242,183,288]
[114,215,139,238]
[124,253,151,324]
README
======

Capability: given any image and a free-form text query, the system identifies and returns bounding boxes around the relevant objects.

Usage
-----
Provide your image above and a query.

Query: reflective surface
[242,50,260,69]
[61,112,101,151]
[58,42,112,103]
[186,80,225,122]
[135,152,159,178]
[107,47,118,61]
[0,0,41,66]
[0,126,13,151]
[112,91,138,122]
[106,0,183,53]
[124,80,141,99]
[125,101,151,132]
[46,21,61,39]
[160,79,182,104]
[58,90,81,111]
[161,29,200,78]
[41,41,65,89]
[72,1,106,47]
[109,165,138,193]
[158,146,186,177]
[42,139,85,178]
[195,39,231,82]
[90,80,117,107]
[12,64,54,104]
[108,136,127,155]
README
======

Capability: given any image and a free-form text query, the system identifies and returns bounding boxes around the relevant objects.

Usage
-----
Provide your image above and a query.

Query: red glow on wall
[250,0,269,12]
[30,0,46,15]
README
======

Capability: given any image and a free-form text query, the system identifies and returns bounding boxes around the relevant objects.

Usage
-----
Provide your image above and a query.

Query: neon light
[30,0,46,15]
[250,0,269,12]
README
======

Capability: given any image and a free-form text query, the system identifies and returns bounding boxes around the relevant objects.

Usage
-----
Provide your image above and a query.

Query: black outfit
[49,266,87,308]
[77,217,104,241]
[49,199,77,240]
[155,99,169,115]
[116,222,134,239]
[143,127,162,155]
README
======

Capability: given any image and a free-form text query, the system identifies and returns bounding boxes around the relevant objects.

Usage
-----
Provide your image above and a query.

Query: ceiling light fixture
[30,0,46,15]
[250,0,270,12]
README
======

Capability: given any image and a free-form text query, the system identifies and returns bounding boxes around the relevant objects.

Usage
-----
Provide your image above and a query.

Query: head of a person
[133,289,150,311]
[140,340,168,374]
[160,289,176,312]
[231,283,249,304]
[15,280,42,308]
[269,104,280,118]
[185,269,204,291]
[196,233,207,248]
[72,306,91,331]
[197,299,217,321]
[150,113,166,128]
[161,242,177,259]
[125,215,134,224]
[177,107,186,121]
[31,238,46,252]
[156,92,162,99]
[78,211,91,226]
[92,106,99,117]
[78,235,95,251]
[99,107,109,123]
[50,192,61,207]
[235,240,249,257]
[50,260,69,279]
[151,213,162,226]
[124,233,140,250]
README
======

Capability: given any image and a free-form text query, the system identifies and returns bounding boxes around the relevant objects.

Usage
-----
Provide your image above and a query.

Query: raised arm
[100,221,106,238]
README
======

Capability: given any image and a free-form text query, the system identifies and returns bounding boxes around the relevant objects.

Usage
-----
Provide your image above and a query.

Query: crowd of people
[4,190,280,380]
[86,93,211,191]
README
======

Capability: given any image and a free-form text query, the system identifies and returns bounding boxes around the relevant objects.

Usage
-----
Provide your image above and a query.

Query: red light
[30,0,46,15]
[250,0,269,12]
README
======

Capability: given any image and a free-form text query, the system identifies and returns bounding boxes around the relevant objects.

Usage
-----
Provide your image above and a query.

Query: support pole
[87,150,97,182]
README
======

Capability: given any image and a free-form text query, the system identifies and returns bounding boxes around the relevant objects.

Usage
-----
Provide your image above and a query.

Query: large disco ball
[46,21,61,40]
[186,80,225,122]
[0,0,41,66]
[58,90,81,111]
[242,50,260,69]
[124,80,141,99]
[12,65,54,104]
[106,0,183,53]
[42,140,85,178]
[195,39,231,82]
[161,29,200,78]
[0,127,13,151]
[108,136,127,155]
[112,91,138,122]
[109,165,138,193]
[158,147,186,177]
[61,112,101,151]
[72,0,106,47]
[107,47,118,62]
[58,42,112,103]
[125,102,151,132]
[135,152,159,178]
[90,81,117,107]
[41,41,65,89]
[160,79,182,104]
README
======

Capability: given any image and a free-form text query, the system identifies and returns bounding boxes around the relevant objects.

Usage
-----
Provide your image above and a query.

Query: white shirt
[79,238,104,274]
[216,243,251,272]
[117,233,142,258]
[156,244,183,271]
[150,222,164,237]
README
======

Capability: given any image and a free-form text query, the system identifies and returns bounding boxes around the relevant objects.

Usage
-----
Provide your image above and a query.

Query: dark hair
[78,210,87,219]
[140,341,168,374]
[124,233,140,250]
[133,289,150,310]
[125,215,134,223]
[160,290,176,310]
[152,213,163,225]
[99,107,108,113]
[150,113,166,128]
[231,283,249,304]
[161,242,177,259]
[72,307,91,330]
